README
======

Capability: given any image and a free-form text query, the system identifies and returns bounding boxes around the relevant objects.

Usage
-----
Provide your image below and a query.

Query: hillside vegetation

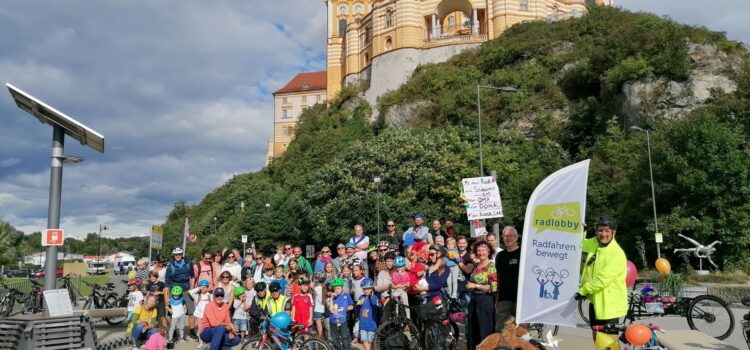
[161,7,750,271]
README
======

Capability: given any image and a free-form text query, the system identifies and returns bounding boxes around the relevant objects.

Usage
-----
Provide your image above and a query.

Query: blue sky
[0,1,747,238]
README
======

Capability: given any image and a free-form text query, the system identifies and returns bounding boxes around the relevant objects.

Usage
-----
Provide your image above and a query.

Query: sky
[0,1,747,239]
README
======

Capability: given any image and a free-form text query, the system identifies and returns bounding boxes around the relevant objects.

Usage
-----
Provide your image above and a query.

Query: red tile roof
[273,71,327,95]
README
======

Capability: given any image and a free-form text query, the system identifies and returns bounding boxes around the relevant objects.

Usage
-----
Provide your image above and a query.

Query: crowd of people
[123,214,627,350]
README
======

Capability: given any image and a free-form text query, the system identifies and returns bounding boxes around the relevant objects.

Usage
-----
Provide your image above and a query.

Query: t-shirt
[292,293,314,325]
[357,294,380,331]
[232,299,248,320]
[169,296,186,317]
[349,235,370,261]
[200,302,231,333]
[127,304,158,334]
[194,261,220,289]
[143,331,165,350]
[391,271,410,289]
[313,285,325,313]
[329,292,353,324]
[350,277,365,300]
[145,281,165,304]
[189,288,212,319]
[456,251,472,293]
[127,290,144,312]
[376,270,392,296]
[495,248,521,302]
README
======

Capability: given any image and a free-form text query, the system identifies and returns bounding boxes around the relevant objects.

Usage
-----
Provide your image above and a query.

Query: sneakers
[178,338,188,343]
[196,344,205,349]
[132,347,140,350]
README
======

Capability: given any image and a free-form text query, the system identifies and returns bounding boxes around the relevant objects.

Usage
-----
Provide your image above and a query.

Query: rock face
[620,43,739,125]
[383,100,432,127]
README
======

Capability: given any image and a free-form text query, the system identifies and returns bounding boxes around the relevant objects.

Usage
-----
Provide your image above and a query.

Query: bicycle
[527,322,559,341]
[578,279,735,340]
[741,296,749,349]
[80,280,129,325]
[240,312,332,350]
[59,273,86,306]
[18,278,44,314]
[374,290,423,350]
[592,323,664,350]
[0,282,26,316]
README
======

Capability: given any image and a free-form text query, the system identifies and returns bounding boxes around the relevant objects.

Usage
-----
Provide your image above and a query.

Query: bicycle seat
[742,297,750,307]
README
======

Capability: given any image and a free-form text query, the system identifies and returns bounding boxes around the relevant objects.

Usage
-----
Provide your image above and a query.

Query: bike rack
[0,313,97,350]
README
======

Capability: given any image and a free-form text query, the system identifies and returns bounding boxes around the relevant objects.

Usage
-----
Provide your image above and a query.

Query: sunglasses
[222,275,231,279]
[227,255,235,259]
[429,253,436,257]
[337,247,345,250]
[256,257,263,261]
[379,249,388,252]
[387,224,395,227]
[322,251,330,253]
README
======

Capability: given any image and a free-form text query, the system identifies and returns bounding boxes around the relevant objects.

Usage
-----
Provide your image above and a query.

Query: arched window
[448,15,455,29]
[385,36,393,51]
[385,10,393,27]
[338,18,347,37]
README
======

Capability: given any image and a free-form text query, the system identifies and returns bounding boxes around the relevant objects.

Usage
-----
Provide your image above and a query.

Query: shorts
[233,319,248,332]
[313,311,324,321]
[181,291,195,315]
[359,330,375,343]
[156,301,167,319]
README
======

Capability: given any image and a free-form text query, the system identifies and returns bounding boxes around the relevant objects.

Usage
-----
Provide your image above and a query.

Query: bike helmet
[378,240,389,248]
[394,256,406,267]
[595,216,617,230]
[198,279,210,287]
[298,276,310,285]
[368,246,377,253]
[330,278,345,287]
[345,242,356,249]
[270,311,292,330]
[384,252,396,261]
[171,285,183,296]
[269,281,282,293]
[361,278,374,289]
[213,288,225,297]
[172,247,184,255]
[233,286,246,297]
[430,244,448,257]
[127,278,141,286]
[254,281,267,293]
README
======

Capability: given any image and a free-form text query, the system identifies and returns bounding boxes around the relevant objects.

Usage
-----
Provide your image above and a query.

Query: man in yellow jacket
[575,216,628,345]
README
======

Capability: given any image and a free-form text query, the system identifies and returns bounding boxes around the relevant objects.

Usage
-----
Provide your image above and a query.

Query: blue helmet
[270,311,292,330]
[361,278,374,289]
[394,256,406,267]
[198,279,210,287]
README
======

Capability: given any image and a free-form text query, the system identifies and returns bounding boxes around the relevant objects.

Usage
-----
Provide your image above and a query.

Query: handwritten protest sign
[461,176,503,220]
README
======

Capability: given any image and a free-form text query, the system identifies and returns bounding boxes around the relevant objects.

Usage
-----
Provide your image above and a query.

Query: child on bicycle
[232,287,250,338]
[357,278,379,350]
[188,280,212,349]
[291,276,314,331]
[126,278,144,322]
[167,286,187,343]
[328,278,353,350]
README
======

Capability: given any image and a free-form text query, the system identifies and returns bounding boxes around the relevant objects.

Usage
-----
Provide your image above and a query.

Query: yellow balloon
[655,258,671,275]
[595,332,620,350]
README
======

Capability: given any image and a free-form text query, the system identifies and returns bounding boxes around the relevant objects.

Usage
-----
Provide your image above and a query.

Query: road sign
[655,232,663,243]
[306,245,315,259]
[150,225,163,249]
[42,229,64,246]
[242,235,248,243]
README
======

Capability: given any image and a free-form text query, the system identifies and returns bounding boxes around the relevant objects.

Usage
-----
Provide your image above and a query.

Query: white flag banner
[516,159,590,327]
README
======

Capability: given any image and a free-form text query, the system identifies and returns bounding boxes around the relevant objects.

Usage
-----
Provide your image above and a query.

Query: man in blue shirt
[328,278,353,350]
[403,214,433,243]
[165,247,196,338]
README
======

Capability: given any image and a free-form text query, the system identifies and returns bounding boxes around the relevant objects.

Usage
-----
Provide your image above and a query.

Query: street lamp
[476,84,517,175]
[241,201,245,213]
[631,125,661,258]
[97,224,108,262]
[374,177,382,242]
[213,217,218,234]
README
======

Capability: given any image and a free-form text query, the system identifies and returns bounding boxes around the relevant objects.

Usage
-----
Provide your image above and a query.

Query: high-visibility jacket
[579,237,628,320]
[267,295,288,316]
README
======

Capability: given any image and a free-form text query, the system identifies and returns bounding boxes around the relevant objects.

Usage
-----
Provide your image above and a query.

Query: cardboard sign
[42,229,64,246]
[462,176,503,220]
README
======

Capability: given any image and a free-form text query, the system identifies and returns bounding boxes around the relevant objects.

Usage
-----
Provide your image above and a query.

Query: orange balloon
[655,258,671,275]
[625,323,651,346]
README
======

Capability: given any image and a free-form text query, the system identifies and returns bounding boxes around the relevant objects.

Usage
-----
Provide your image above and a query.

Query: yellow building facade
[265,71,327,165]
[326,0,610,100]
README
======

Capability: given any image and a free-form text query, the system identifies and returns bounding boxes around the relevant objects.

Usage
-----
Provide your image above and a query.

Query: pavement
[92,276,748,350]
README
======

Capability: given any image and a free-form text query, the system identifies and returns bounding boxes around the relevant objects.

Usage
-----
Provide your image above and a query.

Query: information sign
[462,176,503,220]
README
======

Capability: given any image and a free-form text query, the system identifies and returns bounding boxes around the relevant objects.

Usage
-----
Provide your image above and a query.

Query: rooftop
[273,71,327,95]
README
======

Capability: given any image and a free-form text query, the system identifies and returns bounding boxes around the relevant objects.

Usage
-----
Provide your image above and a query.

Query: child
[349,264,365,344]
[189,280,212,350]
[291,276,314,331]
[167,286,187,343]
[357,278,379,350]
[232,287,249,338]
[446,237,460,298]
[313,275,327,338]
[327,278,353,350]
[126,278,144,321]
[272,266,288,295]
[435,235,446,247]
[136,258,150,283]
[145,271,167,328]
[391,257,410,318]
[262,263,275,284]
[244,278,257,302]
[144,325,167,350]
[340,264,352,295]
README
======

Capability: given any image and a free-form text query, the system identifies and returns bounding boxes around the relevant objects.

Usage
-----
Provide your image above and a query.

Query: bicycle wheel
[686,294,735,340]
[374,319,422,350]
[240,335,274,350]
[527,323,559,340]
[104,295,128,325]
[578,298,590,326]
[0,297,11,317]
[300,338,333,350]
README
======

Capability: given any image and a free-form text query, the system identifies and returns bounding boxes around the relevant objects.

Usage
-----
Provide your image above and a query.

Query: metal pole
[646,130,661,258]
[477,84,484,176]
[490,170,500,236]
[97,224,102,263]
[44,126,64,291]
[148,226,152,265]
[376,183,381,243]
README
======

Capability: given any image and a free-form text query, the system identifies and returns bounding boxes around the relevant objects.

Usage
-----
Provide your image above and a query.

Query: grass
[685,270,750,284]
[0,275,112,296]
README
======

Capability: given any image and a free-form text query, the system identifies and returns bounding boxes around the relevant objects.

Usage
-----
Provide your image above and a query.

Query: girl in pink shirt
[390,259,411,317]
[144,326,167,350]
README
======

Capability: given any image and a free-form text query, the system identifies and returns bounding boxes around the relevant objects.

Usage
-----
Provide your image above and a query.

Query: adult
[494,226,522,331]
[430,220,445,241]
[414,244,450,299]
[194,250,221,289]
[216,271,237,305]
[403,214,433,244]
[331,243,346,272]
[444,219,456,238]
[383,220,403,249]
[199,288,241,350]
[165,247,197,339]
[349,225,370,276]
[266,281,288,316]
[467,240,497,349]
[220,251,242,282]
[241,250,256,282]
[374,241,390,273]
[456,236,474,311]
[128,295,159,345]
[248,282,269,335]
[283,243,295,266]
[314,246,333,273]
[485,233,502,260]
[293,246,314,275]
[252,253,265,283]
[149,255,166,283]
[576,217,627,343]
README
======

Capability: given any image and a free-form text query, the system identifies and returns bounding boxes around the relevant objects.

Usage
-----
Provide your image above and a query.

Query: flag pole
[182,218,189,253]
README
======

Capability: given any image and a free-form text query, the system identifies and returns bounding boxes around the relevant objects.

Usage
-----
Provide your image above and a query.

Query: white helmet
[172,247,185,255]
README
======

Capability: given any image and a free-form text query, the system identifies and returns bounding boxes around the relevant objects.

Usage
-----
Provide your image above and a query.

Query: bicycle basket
[417,303,447,322]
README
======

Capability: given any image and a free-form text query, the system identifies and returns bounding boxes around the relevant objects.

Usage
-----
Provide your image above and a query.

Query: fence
[0,275,111,316]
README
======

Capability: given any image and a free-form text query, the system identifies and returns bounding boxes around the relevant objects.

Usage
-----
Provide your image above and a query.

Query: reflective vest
[267,295,288,316]
[579,237,628,320]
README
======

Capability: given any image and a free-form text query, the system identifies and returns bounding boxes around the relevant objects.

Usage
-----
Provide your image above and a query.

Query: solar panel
[6,83,105,153]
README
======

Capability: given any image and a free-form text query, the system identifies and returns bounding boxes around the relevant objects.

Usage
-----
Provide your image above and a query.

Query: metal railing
[424,33,487,46]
